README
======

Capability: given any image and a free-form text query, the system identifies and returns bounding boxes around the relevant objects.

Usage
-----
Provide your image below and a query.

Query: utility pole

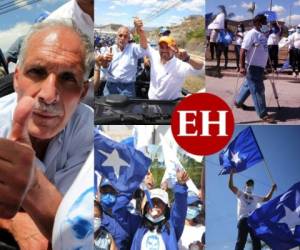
[289,4,292,28]
[270,0,273,11]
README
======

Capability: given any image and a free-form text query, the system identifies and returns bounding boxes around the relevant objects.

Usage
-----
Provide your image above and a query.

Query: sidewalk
[205,66,300,124]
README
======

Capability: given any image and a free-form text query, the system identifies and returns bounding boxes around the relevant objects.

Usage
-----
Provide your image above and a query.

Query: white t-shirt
[146,46,202,100]
[179,224,205,250]
[210,30,219,43]
[141,229,166,250]
[289,32,300,49]
[267,32,281,46]
[235,32,244,46]
[46,0,93,41]
[242,28,268,68]
[237,190,264,220]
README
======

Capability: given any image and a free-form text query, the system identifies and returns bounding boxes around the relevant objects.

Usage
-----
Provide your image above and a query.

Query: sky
[0,0,66,52]
[206,0,300,26]
[95,0,204,27]
[206,125,300,250]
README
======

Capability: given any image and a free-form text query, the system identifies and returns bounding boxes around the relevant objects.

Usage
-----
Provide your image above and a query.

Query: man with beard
[0,19,93,249]
[136,18,203,100]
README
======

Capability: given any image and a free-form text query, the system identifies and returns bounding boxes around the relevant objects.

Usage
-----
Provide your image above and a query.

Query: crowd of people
[206,11,300,123]
[207,13,300,78]
[94,130,205,250]
[94,18,203,100]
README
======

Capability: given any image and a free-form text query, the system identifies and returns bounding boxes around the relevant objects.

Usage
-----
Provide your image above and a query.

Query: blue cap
[187,191,201,205]
[159,27,170,35]
[100,178,113,188]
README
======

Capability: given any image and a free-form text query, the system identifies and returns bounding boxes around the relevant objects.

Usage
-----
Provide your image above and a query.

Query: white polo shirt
[106,43,145,83]
[242,28,268,68]
[146,46,201,100]
[236,189,264,220]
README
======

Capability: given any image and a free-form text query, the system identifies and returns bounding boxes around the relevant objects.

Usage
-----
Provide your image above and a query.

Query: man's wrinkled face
[159,42,174,62]
[14,26,88,140]
[117,27,129,50]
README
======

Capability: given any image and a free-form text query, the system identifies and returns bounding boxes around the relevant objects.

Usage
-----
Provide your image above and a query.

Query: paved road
[206,71,300,124]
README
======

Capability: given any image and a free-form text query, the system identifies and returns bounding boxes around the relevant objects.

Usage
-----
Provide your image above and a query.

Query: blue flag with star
[219,127,264,175]
[94,129,151,194]
[248,181,300,250]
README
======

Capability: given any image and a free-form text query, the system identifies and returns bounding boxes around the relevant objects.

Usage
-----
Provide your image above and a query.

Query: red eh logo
[171,93,235,156]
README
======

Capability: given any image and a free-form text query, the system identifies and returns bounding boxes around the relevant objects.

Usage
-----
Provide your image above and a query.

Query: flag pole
[262,158,275,184]
[250,127,275,184]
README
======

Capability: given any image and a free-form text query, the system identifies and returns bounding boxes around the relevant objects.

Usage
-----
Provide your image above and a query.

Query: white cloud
[281,14,300,26]
[0,22,31,53]
[241,1,256,10]
[229,4,237,8]
[105,12,128,17]
[272,5,285,15]
[176,0,204,12]
[109,5,116,10]
[294,0,300,6]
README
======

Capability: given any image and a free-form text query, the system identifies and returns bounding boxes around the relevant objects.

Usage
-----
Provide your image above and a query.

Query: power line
[0,0,41,16]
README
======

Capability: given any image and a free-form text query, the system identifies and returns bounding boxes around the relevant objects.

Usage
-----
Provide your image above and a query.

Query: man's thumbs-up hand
[0,96,36,219]
[9,96,34,144]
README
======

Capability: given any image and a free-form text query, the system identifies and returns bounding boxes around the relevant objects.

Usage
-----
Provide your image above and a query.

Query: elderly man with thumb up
[0,19,93,249]
[101,17,147,97]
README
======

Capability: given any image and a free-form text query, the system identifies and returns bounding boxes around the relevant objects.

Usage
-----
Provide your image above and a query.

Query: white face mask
[145,213,165,224]
[94,217,101,231]
[245,186,253,194]
[260,24,269,33]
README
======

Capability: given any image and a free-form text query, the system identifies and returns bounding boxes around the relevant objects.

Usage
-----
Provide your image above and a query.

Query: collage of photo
[0,0,299,250]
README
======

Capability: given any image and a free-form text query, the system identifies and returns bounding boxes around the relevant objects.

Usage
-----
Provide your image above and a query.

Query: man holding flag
[229,171,277,250]
[219,127,277,250]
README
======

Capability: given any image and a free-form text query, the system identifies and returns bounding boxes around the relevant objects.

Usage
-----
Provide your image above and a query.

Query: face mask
[94,217,101,231]
[100,194,116,209]
[145,213,165,224]
[297,29,300,34]
[260,24,269,33]
[245,186,253,194]
[186,206,201,220]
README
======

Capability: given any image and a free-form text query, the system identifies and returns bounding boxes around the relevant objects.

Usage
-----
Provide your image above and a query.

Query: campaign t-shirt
[242,28,268,68]
[141,229,166,250]
[236,189,264,220]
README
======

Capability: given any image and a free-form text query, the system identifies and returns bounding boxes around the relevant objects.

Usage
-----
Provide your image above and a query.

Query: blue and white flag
[248,181,300,250]
[263,10,278,22]
[94,129,151,193]
[219,127,264,175]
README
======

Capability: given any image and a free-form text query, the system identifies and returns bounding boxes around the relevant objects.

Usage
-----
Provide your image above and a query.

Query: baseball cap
[149,188,169,205]
[187,191,201,205]
[100,178,113,188]
[158,36,176,48]
[159,27,170,35]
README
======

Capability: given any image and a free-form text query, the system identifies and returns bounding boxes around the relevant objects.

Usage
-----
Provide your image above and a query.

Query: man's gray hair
[18,19,94,81]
